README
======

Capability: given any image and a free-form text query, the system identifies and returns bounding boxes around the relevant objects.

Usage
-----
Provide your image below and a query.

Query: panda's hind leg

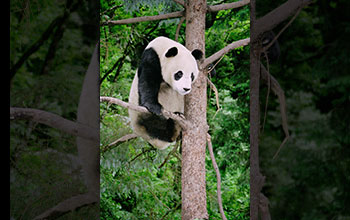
[137,113,178,143]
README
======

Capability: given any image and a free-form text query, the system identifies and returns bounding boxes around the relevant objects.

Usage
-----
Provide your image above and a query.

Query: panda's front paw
[143,102,162,115]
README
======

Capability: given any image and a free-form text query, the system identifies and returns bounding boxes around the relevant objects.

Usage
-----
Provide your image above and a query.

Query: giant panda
[129,36,203,149]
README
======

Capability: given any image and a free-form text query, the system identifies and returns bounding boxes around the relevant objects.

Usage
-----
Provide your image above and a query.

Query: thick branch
[34,193,97,220]
[207,0,250,12]
[10,107,98,142]
[102,11,184,26]
[100,96,191,130]
[254,0,311,37]
[202,38,250,68]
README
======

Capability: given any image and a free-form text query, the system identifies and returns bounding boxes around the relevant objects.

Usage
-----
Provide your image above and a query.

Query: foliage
[100,0,250,219]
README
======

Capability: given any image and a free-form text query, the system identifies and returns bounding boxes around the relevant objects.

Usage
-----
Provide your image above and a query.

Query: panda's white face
[161,47,200,95]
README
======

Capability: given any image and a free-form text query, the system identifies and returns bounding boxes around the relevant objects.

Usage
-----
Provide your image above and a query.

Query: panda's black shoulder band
[137,47,163,115]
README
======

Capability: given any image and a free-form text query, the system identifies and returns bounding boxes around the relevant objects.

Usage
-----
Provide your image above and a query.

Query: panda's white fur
[128,36,202,149]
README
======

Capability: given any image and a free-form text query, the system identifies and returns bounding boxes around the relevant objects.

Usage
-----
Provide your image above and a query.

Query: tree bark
[250,0,261,219]
[76,44,100,199]
[181,0,208,219]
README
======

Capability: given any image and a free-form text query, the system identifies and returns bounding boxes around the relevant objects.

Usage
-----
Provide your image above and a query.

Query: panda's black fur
[137,48,163,115]
[128,36,202,149]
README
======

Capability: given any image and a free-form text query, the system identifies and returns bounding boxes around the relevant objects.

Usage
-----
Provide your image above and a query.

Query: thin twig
[260,64,290,159]
[158,141,180,169]
[102,133,138,153]
[175,16,185,42]
[207,133,227,220]
[207,77,220,110]
[128,148,154,163]
[261,52,270,134]
[262,7,302,53]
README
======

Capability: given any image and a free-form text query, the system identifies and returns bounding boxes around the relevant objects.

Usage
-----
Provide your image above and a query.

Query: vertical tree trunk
[249,0,261,219]
[181,0,208,219]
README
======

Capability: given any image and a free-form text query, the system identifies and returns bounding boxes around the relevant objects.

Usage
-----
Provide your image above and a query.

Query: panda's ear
[165,47,178,57]
[191,49,203,60]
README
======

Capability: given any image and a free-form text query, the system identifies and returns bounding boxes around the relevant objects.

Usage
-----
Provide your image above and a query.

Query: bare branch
[207,134,227,220]
[262,7,301,53]
[102,10,184,26]
[129,148,155,163]
[102,133,138,153]
[10,107,98,142]
[175,16,185,42]
[254,0,311,37]
[260,64,290,159]
[206,76,221,113]
[34,193,97,220]
[202,38,250,68]
[100,96,148,113]
[208,0,250,12]
[100,96,192,130]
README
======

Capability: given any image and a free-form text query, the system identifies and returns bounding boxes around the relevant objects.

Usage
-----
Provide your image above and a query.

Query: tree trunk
[181,0,208,219]
[250,0,261,219]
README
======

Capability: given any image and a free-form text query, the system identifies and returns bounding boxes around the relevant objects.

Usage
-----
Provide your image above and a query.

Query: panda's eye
[191,73,195,82]
[174,71,183,81]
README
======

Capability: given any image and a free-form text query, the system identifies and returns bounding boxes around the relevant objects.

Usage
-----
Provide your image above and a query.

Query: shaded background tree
[256,0,350,219]
[10,0,99,219]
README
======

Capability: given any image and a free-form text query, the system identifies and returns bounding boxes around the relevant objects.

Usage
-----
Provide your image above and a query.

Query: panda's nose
[183,88,191,92]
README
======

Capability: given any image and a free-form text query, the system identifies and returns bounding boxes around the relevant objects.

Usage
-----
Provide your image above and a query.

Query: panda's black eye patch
[191,73,195,82]
[174,71,183,81]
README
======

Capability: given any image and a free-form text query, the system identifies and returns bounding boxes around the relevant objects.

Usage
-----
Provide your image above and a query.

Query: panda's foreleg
[137,48,163,115]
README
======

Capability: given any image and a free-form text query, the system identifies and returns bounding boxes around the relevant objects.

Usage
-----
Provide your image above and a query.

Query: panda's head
[161,45,203,95]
